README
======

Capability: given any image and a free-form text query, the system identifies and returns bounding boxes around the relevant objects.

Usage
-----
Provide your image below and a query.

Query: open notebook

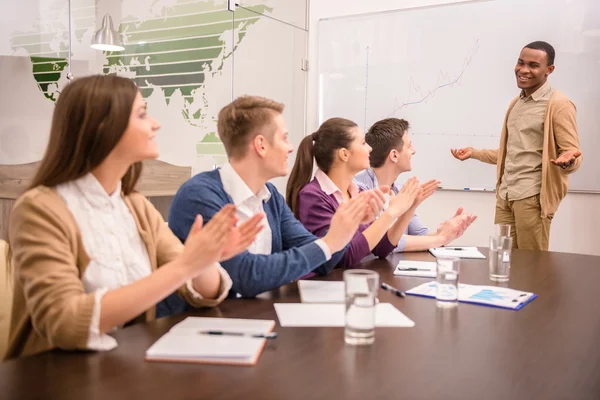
[145,317,275,366]
[394,260,437,278]
[429,247,486,259]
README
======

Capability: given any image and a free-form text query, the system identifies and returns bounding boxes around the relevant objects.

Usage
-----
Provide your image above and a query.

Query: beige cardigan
[472,91,582,218]
[5,186,228,360]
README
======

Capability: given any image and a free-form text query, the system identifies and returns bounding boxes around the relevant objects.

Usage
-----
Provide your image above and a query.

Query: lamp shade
[91,14,125,51]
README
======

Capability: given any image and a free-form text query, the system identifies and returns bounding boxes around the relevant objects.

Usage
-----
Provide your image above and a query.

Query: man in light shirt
[355,118,477,252]
[451,41,582,250]
[169,96,381,298]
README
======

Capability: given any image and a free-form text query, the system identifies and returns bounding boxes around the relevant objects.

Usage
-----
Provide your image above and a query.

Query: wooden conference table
[1,249,599,400]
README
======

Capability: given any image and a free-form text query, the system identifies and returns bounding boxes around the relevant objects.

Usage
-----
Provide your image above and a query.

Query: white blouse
[56,173,229,351]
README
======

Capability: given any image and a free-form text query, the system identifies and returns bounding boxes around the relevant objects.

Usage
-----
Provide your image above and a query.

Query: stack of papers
[429,246,486,259]
[298,280,345,303]
[294,280,415,327]
[405,282,537,310]
[145,317,275,366]
[274,303,415,327]
[394,260,437,278]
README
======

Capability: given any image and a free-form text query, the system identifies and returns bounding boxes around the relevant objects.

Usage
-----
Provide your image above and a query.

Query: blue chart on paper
[469,289,506,302]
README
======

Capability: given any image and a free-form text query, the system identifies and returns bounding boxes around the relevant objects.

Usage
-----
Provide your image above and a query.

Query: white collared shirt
[219,163,332,260]
[314,169,360,204]
[219,163,273,255]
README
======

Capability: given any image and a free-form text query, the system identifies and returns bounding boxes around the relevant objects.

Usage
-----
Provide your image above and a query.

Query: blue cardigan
[168,169,345,297]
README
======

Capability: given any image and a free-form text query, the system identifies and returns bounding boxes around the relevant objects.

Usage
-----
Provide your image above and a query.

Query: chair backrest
[0,239,12,361]
[0,159,192,241]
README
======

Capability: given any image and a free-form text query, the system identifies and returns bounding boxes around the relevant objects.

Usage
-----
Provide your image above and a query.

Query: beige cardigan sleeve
[553,100,582,174]
[9,196,95,351]
[471,148,499,165]
[141,196,232,307]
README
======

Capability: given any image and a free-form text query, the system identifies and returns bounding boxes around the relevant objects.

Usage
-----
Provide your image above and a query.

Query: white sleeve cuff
[186,262,232,300]
[315,239,332,261]
[86,288,118,351]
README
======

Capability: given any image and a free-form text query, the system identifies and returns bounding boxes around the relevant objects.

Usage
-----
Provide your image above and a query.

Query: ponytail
[286,118,357,217]
[286,134,316,217]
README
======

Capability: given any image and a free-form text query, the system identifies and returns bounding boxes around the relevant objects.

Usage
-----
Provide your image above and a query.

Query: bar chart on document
[318,0,600,192]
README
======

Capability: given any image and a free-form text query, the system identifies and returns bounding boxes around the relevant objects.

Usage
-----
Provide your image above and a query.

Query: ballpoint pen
[380,282,405,298]
[197,330,278,339]
[397,267,432,271]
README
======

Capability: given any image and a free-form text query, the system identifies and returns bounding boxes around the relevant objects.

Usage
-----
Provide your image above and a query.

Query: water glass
[494,224,511,237]
[436,257,460,308]
[489,236,512,282]
[344,269,379,345]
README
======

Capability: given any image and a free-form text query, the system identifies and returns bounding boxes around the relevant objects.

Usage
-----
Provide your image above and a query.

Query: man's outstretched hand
[551,150,581,169]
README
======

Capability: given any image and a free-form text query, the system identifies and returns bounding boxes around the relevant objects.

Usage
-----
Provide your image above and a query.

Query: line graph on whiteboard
[362,39,481,129]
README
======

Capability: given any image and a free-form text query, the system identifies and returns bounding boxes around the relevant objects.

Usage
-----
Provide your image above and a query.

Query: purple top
[297,173,396,268]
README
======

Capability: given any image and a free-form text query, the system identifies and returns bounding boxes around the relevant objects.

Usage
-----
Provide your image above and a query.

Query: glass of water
[344,269,379,345]
[495,224,511,237]
[436,257,460,308]
[489,236,513,282]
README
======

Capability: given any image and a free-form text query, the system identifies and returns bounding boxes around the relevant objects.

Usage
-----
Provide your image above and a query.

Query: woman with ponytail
[287,118,436,267]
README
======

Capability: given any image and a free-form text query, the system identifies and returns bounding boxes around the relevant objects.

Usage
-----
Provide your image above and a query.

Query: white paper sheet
[298,280,345,303]
[274,303,415,327]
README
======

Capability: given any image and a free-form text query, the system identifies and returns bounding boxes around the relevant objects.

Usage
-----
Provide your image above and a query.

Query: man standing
[451,41,582,250]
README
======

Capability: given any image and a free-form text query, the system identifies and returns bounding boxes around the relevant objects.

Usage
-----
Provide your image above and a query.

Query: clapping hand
[219,212,265,261]
[412,179,440,208]
[386,177,420,218]
[436,207,478,244]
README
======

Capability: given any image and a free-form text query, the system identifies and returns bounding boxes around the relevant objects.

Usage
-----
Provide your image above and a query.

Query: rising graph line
[385,39,480,118]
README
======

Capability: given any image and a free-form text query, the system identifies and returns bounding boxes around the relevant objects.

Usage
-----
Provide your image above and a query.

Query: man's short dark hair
[365,118,410,168]
[524,41,555,66]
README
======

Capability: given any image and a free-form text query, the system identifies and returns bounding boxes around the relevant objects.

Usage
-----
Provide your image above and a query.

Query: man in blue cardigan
[169,96,382,298]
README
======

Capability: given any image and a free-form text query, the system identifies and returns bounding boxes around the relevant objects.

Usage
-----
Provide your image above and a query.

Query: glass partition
[0,0,307,179]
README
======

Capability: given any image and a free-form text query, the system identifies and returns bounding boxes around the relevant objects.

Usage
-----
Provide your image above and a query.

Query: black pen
[397,268,432,271]
[198,330,278,339]
[380,282,405,298]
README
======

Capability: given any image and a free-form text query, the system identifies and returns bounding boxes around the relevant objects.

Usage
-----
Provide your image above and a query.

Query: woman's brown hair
[30,74,142,194]
[286,117,357,217]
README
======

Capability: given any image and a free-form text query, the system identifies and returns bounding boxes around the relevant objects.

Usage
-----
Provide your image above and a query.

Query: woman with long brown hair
[286,118,437,267]
[5,75,262,359]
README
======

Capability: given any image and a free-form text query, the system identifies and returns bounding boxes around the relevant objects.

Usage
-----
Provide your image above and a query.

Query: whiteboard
[318,0,600,192]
